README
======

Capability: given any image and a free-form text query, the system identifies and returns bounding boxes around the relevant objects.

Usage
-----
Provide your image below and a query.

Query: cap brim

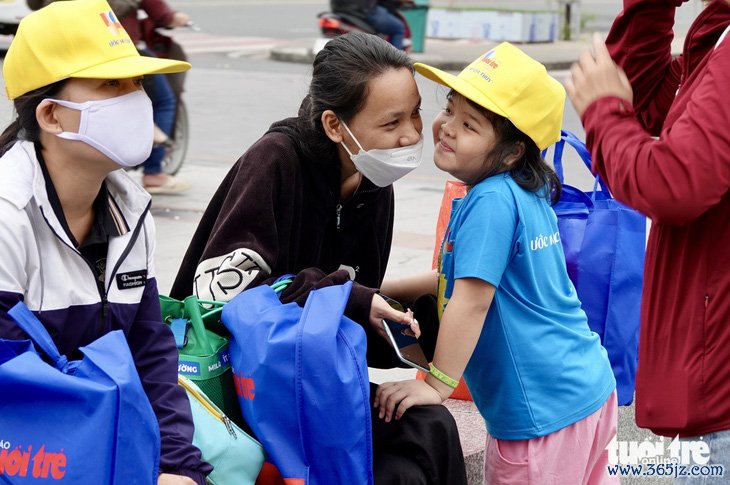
[414,62,509,119]
[70,54,190,80]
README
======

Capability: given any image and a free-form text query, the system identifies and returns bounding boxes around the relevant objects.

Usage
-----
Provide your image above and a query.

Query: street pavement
[269,19,690,72]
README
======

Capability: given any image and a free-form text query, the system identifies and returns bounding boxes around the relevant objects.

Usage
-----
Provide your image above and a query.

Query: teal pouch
[179,375,265,485]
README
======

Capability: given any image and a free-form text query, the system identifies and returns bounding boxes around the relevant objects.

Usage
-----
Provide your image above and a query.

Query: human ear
[504,141,525,167]
[321,110,344,143]
[35,100,64,135]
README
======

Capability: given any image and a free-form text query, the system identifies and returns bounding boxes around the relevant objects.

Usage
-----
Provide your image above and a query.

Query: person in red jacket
[567,0,730,474]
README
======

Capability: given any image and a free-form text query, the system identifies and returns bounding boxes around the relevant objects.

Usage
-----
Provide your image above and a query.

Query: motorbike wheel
[162,100,189,176]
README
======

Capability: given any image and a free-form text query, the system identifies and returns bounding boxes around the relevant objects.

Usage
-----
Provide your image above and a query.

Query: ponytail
[0,80,67,156]
[0,121,21,156]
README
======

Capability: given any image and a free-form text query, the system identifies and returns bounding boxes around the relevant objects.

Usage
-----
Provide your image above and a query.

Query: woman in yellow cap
[375,44,619,484]
[0,1,209,483]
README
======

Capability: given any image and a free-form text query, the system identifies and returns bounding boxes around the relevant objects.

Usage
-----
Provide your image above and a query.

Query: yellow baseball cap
[3,0,191,100]
[415,43,565,150]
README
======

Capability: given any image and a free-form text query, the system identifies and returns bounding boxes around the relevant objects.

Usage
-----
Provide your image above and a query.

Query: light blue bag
[179,374,265,485]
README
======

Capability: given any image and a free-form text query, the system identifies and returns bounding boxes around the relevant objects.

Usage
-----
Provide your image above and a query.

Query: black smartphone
[381,319,430,373]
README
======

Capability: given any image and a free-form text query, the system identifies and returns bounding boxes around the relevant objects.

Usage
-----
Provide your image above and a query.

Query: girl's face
[432,93,498,184]
[52,77,144,135]
[341,67,423,153]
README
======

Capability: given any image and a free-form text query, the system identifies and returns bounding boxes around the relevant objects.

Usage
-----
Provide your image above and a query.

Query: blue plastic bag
[551,130,646,406]
[222,280,373,485]
[0,302,160,483]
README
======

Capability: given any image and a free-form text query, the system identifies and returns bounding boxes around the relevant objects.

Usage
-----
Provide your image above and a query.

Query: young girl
[376,43,619,484]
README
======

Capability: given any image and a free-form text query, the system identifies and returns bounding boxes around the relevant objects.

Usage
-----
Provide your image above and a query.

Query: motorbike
[139,17,190,176]
[317,1,413,53]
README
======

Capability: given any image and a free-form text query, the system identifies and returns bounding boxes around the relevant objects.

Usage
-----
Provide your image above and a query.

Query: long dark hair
[454,91,562,204]
[271,32,413,163]
[0,80,67,156]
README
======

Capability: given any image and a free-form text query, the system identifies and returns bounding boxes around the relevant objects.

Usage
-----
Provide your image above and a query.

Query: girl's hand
[374,379,444,422]
[157,474,196,485]
[369,294,420,341]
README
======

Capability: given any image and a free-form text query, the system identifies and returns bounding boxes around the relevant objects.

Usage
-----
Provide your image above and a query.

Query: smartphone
[382,319,430,373]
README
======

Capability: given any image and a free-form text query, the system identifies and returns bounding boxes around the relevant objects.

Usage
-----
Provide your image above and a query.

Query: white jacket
[0,140,208,479]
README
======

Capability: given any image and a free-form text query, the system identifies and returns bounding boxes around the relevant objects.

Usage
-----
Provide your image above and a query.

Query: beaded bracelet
[429,363,459,389]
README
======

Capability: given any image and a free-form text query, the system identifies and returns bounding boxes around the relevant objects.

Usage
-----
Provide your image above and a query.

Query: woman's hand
[158,473,196,485]
[566,33,633,117]
[374,379,445,422]
[370,293,420,341]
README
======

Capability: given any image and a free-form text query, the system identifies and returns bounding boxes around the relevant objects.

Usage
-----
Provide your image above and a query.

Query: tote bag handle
[8,301,67,370]
[550,130,611,197]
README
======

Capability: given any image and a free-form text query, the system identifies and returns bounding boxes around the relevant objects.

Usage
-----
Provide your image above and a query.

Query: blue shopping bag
[550,130,646,406]
[222,280,373,485]
[0,302,160,484]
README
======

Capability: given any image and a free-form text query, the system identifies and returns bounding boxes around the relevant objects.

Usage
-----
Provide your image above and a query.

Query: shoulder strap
[7,301,67,370]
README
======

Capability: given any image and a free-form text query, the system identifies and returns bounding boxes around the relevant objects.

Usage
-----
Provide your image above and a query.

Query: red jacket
[583,0,730,437]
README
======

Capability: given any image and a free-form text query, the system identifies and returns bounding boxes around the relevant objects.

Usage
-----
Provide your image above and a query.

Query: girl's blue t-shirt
[438,173,615,440]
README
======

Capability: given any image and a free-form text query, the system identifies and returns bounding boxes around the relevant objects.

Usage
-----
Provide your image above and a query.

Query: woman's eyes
[103,78,144,88]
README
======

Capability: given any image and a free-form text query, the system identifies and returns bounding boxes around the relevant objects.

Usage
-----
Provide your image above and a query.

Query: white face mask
[48,90,153,168]
[340,121,423,187]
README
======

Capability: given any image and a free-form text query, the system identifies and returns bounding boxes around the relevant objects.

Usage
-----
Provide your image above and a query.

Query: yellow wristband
[429,363,459,389]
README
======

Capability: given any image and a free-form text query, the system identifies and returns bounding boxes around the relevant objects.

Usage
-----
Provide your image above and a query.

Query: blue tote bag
[222,280,373,485]
[0,302,160,484]
[550,130,646,406]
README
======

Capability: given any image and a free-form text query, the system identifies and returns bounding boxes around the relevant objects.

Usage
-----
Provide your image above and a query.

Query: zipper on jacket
[705,294,710,309]
[178,377,238,439]
[336,185,380,230]
[39,206,109,328]
[104,202,151,302]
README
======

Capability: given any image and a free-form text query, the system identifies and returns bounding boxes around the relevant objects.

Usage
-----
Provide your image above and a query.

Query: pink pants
[484,391,619,485]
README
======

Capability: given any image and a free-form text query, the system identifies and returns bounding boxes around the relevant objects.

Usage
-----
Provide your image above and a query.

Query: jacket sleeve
[605,0,684,134]
[127,216,211,484]
[171,134,295,303]
[583,51,730,224]
[139,0,175,28]
[0,200,30,337]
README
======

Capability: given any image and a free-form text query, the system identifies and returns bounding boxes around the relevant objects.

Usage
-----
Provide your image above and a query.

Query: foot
[143,173,191,194]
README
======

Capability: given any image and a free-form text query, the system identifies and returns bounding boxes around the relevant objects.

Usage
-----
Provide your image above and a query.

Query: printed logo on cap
[99,11,122,36]
[480,49,499,71]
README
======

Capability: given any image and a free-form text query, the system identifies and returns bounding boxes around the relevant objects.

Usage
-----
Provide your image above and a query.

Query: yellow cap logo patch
[99,11,122,36]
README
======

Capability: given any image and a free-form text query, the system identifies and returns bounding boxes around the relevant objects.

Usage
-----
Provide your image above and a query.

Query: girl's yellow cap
[3,0,190,100]
[415,43,565,150]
